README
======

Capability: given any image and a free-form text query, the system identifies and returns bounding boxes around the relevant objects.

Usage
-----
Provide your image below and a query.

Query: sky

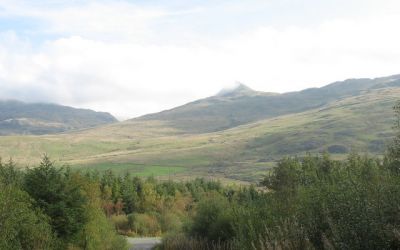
[0,0,400,119]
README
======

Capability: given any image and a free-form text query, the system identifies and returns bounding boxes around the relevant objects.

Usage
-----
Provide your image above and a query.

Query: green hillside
[138,75,400,133]
[0,77,398,182]
[0,100,117,135]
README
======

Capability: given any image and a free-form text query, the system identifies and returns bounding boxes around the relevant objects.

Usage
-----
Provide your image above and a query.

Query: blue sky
[0,0,400,119]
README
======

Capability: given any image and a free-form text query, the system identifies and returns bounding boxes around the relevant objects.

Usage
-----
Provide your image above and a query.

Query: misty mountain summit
[217,82,257,97]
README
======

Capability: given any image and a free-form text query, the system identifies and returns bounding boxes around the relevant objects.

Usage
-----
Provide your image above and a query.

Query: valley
[1,75,399,182]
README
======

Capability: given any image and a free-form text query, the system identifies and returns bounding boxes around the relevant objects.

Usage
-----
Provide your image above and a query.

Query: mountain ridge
[136,74,400,134]
[0,100,117,135]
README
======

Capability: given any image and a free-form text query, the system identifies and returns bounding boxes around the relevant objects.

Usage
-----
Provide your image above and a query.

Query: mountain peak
[217,82,255,96]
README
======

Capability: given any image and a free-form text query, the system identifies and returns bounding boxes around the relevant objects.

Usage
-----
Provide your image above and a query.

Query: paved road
[127,237,162,250]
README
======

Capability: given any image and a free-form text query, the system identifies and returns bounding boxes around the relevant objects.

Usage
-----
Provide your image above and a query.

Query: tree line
[0,154,231,249]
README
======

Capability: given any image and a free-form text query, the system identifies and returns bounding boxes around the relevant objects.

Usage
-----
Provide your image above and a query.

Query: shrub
[189,192,235,242]
[111,215,130,233]
[128,213,161,236]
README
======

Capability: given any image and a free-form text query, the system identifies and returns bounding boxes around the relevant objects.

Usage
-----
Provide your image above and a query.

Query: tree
[72,173,128,250]
[120,173,139,214]
[23,155,87,245]
[189,193,235,241]
[0,158,23,187]
[388,101,400,173]
[0,161,55,250]
[0,184,55,250]
[261,158,301,193]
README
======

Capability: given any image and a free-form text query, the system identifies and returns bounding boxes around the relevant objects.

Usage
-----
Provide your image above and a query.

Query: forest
[1,101,400,250]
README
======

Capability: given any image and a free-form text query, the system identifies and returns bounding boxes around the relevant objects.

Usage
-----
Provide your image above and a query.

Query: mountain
[1,74,399,182]
[137,75,400,133]
[0,100,117,135]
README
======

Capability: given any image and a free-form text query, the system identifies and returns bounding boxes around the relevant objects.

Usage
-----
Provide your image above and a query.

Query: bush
[159,211,183,234]
[128,213,161,236]
[189,193,235,242]
[111,215,130,233]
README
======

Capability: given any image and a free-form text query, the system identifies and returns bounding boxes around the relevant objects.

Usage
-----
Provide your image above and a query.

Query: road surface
[127,237,162,250]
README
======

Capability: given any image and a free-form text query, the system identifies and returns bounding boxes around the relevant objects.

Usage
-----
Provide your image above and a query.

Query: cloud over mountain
[0,0,400,119]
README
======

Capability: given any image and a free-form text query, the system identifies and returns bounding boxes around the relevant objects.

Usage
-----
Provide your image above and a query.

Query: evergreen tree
[388,101,400,173]
[23,155,87,246]
[0,160,55,249]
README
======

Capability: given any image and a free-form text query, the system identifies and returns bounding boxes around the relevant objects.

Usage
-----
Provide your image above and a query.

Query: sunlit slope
[0,86,398,181]
[137,75,400,133]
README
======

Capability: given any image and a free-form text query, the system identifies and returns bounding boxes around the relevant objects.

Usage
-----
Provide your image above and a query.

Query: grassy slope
[138,75,400,133]
[0,87,398,182]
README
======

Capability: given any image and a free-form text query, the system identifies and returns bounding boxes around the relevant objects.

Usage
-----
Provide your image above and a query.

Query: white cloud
[0,0,400,119]
[0,0,200,42]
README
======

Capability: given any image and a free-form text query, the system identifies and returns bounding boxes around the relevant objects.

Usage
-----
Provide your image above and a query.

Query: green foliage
[163,151,400,249]
[387,100,400,174]
[0,155,129,250]
[0,185,55,250]
[23,155,87,244]
[0,158,23,186]
[0,160,55,250]
[189,193,235,242]
[82,211,127,250]
[234,154,400,249]
[159,211,183,234]
[79,162,186,177]
[0,155,144,249]
[128,213,161,236]
[77,177,128,250]
[262,157,301,193]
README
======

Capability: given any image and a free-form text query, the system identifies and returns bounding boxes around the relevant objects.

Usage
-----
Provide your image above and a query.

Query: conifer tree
[388,101,400,173]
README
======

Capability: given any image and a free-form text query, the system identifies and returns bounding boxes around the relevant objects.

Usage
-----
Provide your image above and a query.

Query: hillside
[138,75,400,133]
[0,76,399,182]
[0,100,117,135]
